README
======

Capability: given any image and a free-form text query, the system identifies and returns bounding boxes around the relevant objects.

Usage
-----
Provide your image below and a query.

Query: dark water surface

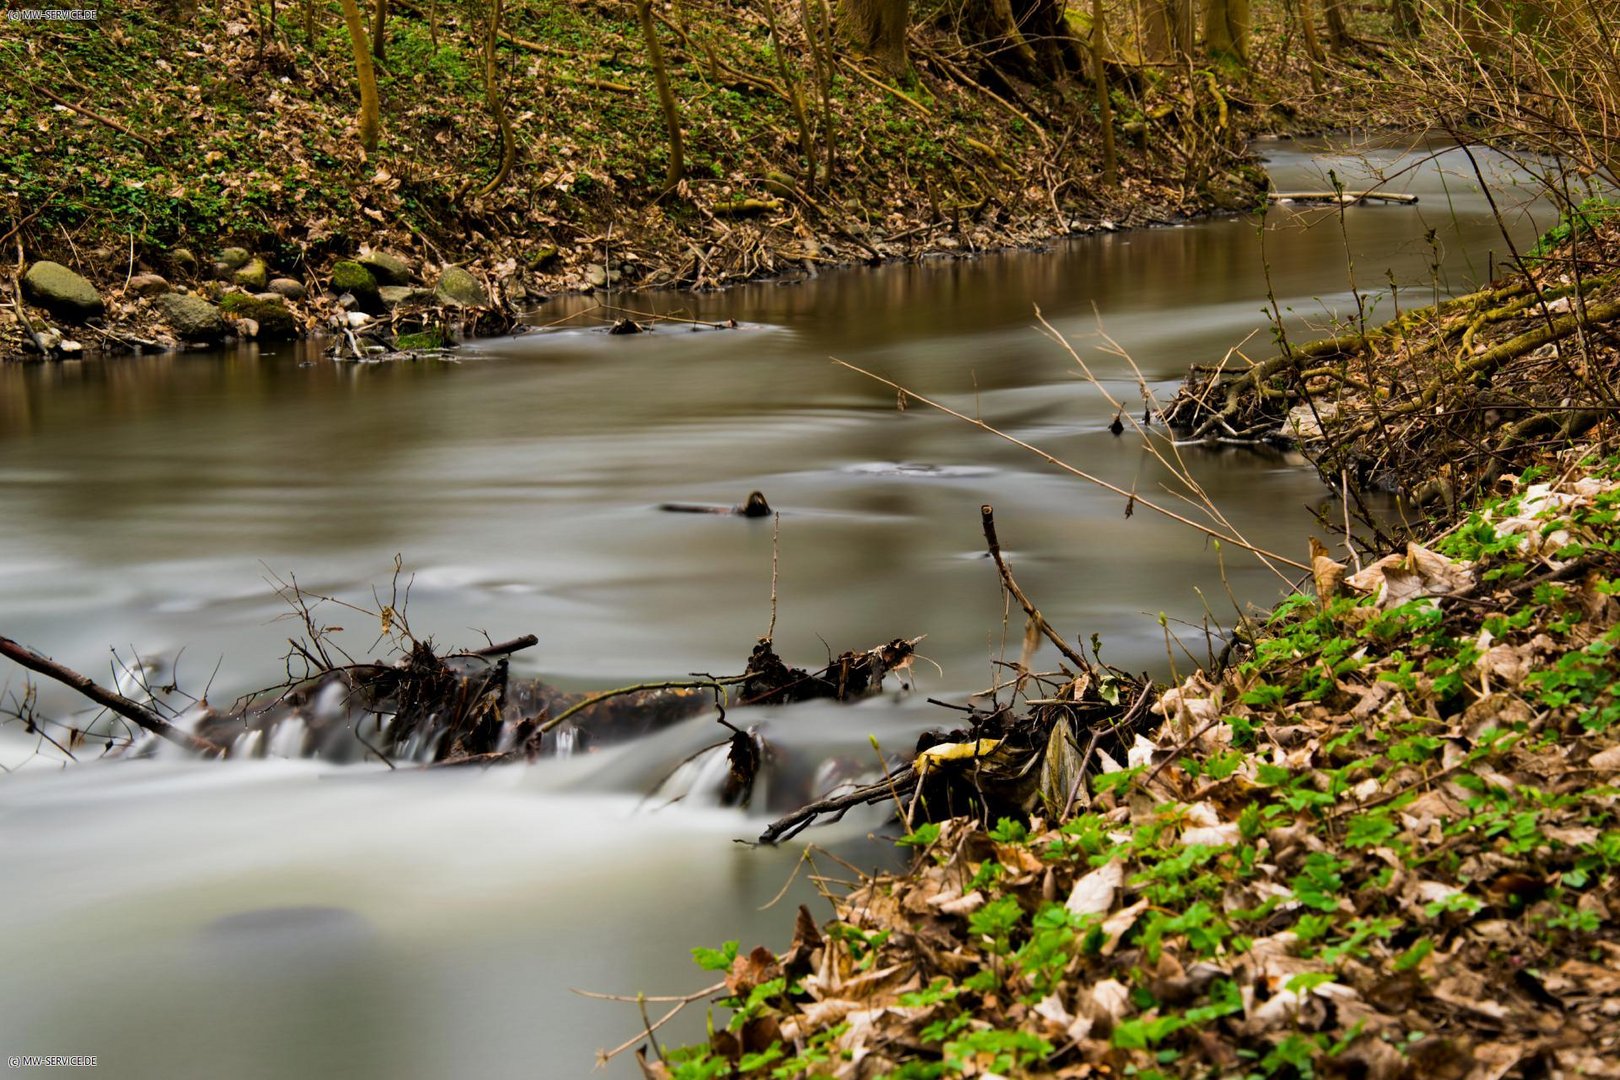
[0,138,1554,1078]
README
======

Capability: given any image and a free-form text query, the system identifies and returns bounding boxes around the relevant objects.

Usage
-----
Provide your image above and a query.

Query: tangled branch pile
[1164,220,1620,513]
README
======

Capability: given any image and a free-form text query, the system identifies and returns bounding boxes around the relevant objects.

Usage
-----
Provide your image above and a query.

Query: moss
[219,292,298,341]
[329,260,383,312]
[395,327,449,350]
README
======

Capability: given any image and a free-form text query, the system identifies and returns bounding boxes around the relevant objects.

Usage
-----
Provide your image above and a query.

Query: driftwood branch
[0,636,226,757]
[467,633,539,658]
[1267,191,1419,204]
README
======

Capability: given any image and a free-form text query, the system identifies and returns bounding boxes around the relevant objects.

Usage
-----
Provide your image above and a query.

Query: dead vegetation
[1164,215,1620,522]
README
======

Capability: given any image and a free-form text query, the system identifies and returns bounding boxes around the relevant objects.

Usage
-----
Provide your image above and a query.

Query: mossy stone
[234,257,270,290]
[219,292,298,341]
[218,247,252,269]
[329,260,383,312]
[21,261,105,322]
[435,265,488,307]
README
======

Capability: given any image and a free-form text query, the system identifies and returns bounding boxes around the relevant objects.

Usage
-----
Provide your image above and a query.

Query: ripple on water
[842,461,998,479]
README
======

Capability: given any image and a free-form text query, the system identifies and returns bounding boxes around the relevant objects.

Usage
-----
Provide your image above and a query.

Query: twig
[0,636,226,757]
[765,512,781,643]
[980,505,1089,671]
[588,982,725,1066]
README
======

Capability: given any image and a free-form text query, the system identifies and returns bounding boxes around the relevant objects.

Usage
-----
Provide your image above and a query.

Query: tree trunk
[1140,0,1172,61]
[1202,0,1249,63]
[1389,0,1420,37]
[1013,0,1087,77]
[337,0,381,152]
[1322,0,1351,51]
[474,0,515,198]
[959,0,1082,82]
[635,0,686,189]
[840,0,908,72]
[1092,0,1117,185]
[1294,0,1325,89]
[370,0,387,60]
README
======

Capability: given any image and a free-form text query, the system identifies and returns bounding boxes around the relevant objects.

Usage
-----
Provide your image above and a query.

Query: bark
[840,0,909,72]
[474,0,515,198]
[371,0,388,61]
[337,0,381,152]
[1140,0,1172,61]
[1092,0,1117,185]
[635,0,686,189]
[1322,0,1351,50]
[1202,0,1249,63]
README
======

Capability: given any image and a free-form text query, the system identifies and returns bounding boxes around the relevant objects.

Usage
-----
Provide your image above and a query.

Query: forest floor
[0,0,1397,358]
[638,221,1620,1078]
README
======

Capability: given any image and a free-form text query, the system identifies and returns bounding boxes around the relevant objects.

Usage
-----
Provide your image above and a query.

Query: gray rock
[21,261,105,322]
[378,285,432,308]
[358,250,412,285]
[585,262,622,287]
[128,273,170,298]
[158,292,227,342]
[170,248,198,271]
[218,247,252,269]
[25,326,62,354]
[267,277,307,300]
[211,261,236,282]
[234,257,269,290]
[434,265,488,308]
[58,339,83,356]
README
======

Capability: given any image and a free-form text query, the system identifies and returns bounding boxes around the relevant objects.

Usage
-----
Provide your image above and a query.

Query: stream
[0,137,1555,1078]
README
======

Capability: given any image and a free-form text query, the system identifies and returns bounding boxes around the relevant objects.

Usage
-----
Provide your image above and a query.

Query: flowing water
[0,137,1556,1078]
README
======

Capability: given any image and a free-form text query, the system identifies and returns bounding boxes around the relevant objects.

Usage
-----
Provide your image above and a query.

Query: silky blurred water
[0,136,1559,1078]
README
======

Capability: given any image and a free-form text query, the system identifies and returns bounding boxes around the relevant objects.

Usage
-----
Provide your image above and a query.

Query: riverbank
[643,226,1620,1076]
[0,0,1390,360]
